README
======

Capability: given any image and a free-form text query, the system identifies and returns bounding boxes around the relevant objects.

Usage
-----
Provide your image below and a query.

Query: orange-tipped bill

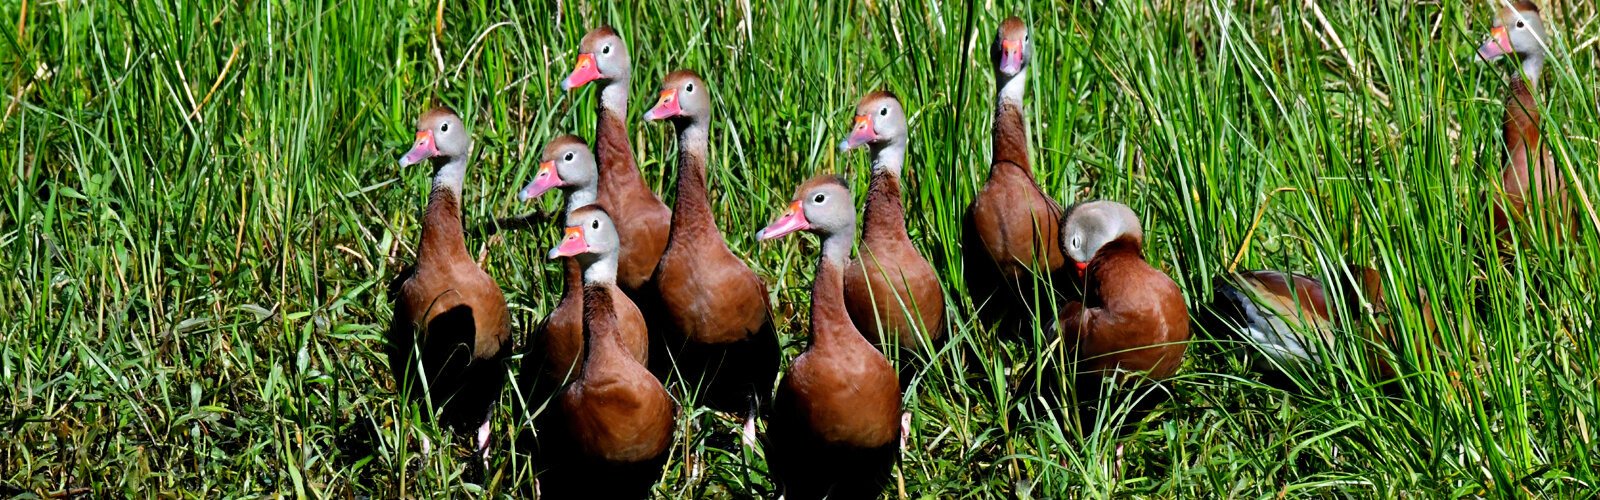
[1478,26,1511,62]
[520,161,563,201]
[561,53,602,91]
[643,89,681,121]
[549,226,589,259]
[999,39,1024,74]
[757,201,810,241]
[839,115,876,151]
[399,130,437,166]
[1074,261,1089,277]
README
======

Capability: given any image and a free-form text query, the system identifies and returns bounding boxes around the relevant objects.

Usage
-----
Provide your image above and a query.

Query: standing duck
[642,71,779,429]
[389,106,512,459]
[758,175,902,500]
[562,26,673,293]
[964,17,1068,335]
[539,205,675,499]
[1478,2,1569,247]
[838,90,947,355]
[1056,201,1188,398]
[516,135,649,410]
[1199,265,1438,383]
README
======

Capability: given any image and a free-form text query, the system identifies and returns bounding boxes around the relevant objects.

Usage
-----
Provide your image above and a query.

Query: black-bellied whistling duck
[1478,2,1570,248]
[1200,265,1439,383]
[758,175,901,500]
[515,136,648,409]
[838,90,947,354]
[642,70,778,432]
[964,16,1068,335]
[1057,201,1188,396]
[561,26,672,293]
[389,106,512,459]
[538,205,675,499]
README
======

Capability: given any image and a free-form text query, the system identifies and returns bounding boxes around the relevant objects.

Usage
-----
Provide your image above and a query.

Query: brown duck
[562,26,672,293]
[537,205,675,499]
[1478,2,1570,249]
[758,175,902,500]
[389,106,512,459]
[516,135,648,409]
[964,17,1068,335]
[1057,201,1188,397]
[642,70,779,430]
[839,90,947,355]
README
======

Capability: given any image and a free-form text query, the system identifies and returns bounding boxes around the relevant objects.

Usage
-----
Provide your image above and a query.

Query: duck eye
[1070,236,1082,249]
[686,83,695,93]
[879,107,889,116]
[440,122,450,133]
[813,194,826,204]
[602,45,612,55]
[1516,20,1526,29]
[591,220,600,230]
[564,152,574,162]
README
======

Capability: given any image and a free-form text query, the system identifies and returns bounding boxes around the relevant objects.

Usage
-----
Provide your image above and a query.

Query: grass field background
[4,0,1599,497]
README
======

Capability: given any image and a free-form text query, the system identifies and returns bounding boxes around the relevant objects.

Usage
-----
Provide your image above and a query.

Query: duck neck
[993,71,1030,172]
[869,137,907,177]
[579,282,625,376]
[419,156,470,264]
[1516,54,1545,93]
[861,170,908,245]
[595,77,645,191]
[670,118,716,234]
[562,183,599,218]
[580,252,620,285]
[808,247,856,349]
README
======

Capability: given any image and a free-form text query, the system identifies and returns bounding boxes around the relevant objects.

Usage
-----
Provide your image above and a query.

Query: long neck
[1505,67,1544,170]
[595,77,647,190]
[992,72,1030,172]
[419,183,470,265]
[581,252,620,285]
[808,249,855,348]
[669,118,717,233]
[561,257,583,299]
[432,155,468,202]
[868,137,907,177]
[579,283,625,376]
[1517,54,1545,93]
[861,170,909,245]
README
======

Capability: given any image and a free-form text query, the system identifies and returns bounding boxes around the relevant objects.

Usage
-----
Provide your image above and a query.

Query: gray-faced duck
[758,175,902,500]
[1478,2,1572,251]
[389,106,512,461]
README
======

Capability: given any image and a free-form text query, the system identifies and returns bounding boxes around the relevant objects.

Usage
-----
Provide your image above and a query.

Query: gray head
[757,175,857,259]
[399,107,470,167]
[521,135,597,202]
[1478,1,1549,85]
[1061,200,1145,269]
[839,90,908,151]
[549,205,621,282]
[992,17,1032,78]
[561,26,631,91]
[642,70,711,124]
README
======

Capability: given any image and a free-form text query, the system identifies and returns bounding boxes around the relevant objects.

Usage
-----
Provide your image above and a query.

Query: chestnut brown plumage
[562,26,672,293]
[758,175,902,500]
[965,17,1069,336]
[389,106,512,459]
[641,70,779,422]
[839,90,947,358]
[536,205,675,499]
[1478,3,1571,251]
[1057,201,1188,404]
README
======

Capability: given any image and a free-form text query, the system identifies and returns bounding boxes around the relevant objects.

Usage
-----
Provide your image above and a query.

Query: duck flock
[386,4,1569,498]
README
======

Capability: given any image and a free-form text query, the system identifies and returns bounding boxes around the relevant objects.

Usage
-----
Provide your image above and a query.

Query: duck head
[643,70,711,124]
[758,175,856,260]
[521,135,598,202]
[1478,2,1548,83]
[551,205,621,282]
[992,17,1031,78]
[562,26,630,91]
[399,107,470,167]
[839,90,908,152]
[1061,201,1145,277]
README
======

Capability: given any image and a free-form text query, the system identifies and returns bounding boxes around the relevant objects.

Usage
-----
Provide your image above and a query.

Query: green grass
[4,0,1598,497]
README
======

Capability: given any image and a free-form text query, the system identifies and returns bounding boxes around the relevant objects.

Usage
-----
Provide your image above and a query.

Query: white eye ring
[812,193,826,204]
[564,152,574,162]
[1070,236,1082,249]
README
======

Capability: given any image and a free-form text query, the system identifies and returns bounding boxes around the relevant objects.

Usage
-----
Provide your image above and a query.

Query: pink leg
[421,434,433,455]
[741,411,758,450]
[900,412,912,451]
[476,419,493,467]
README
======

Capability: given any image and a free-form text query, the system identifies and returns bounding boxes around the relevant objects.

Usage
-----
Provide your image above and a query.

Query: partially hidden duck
[516,135,649,409]
[839,90,947,355]
[389,106,512,459]
[1200,265,1438,383]
[1057,201,1189,397]
[562,26,673,293]
[1478,2,1571,249]
[537,205,675,499]
[964,17,1068,335]
[758,175,903,500]
[642,70,779,431]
